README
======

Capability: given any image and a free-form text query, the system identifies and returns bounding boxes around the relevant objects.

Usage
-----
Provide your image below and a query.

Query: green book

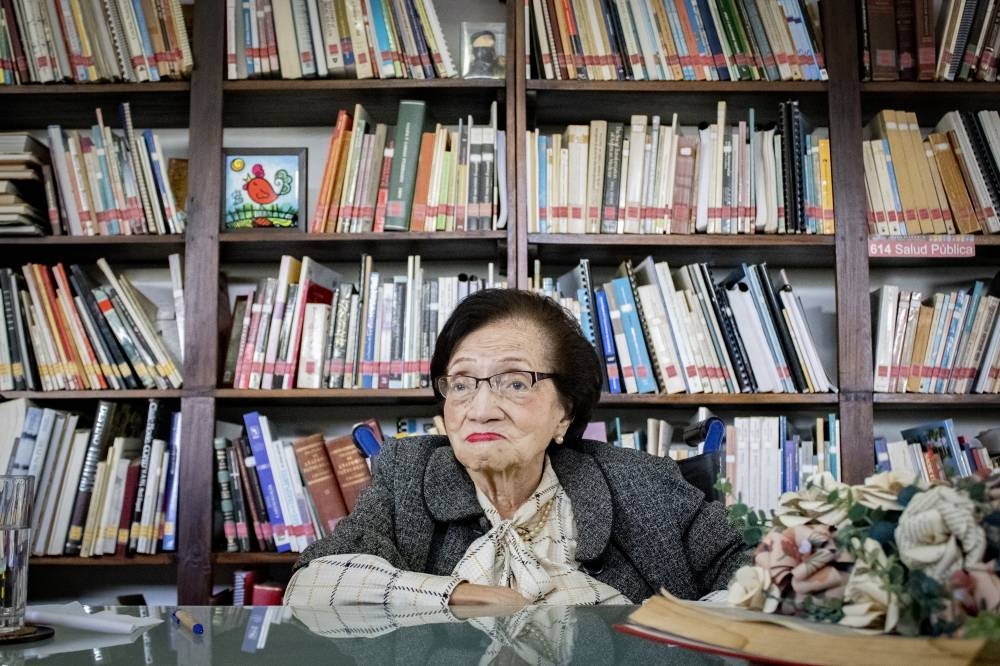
[384,100,427,231]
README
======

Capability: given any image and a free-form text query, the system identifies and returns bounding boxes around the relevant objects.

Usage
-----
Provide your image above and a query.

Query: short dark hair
[430,288,602,442]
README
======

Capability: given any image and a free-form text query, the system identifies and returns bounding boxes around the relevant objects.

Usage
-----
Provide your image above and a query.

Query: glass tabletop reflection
[0,604,733,665]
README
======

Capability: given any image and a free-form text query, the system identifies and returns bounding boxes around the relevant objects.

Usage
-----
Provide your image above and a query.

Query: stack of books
[527,101,832,235]
[874,419,996,483]
[214,413,385,553]
[727,413,840,511]
[542,256,834,396]
[871,273,1000,395]
[863,109,1000,236]
[0,133,53,236]
[862,0,1000,82]
[1,398,181,558]
[43,104,186,237]
[226,0,457,80]
[222,254,504,391]
[0,258,184,392]
[0,0,192,84]
[527,0,826,81]
[309,100,506,233]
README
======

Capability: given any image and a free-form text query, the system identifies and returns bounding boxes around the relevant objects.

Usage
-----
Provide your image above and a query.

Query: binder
[557,258,611,392]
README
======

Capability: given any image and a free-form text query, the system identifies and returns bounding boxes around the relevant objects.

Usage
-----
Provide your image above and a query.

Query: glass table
[0,604,733,664]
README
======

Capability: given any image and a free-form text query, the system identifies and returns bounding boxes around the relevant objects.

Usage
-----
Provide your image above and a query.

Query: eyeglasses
[436,371,557,404]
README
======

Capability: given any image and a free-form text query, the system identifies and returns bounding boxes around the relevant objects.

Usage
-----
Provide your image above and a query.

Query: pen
[172,609,204,635]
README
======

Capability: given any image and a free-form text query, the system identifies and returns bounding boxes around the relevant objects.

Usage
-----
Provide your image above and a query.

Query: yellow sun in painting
[230,158,245,172]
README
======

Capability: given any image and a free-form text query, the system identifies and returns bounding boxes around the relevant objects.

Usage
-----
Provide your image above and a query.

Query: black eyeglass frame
[435,371,558,399]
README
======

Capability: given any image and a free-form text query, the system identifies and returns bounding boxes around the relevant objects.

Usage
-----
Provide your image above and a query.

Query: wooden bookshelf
[219,230,507,262]
[527,234,836,267]
[873,394,1000,409]
[30,554,175,566]
[8,0,998,606]
[214,389,437,405]
[0,390,183,401]
[212,552,298,566]
[0,82,190,130]
[598,394,839,407]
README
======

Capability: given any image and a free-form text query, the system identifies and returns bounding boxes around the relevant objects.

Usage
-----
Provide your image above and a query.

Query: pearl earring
[554,434,564,445]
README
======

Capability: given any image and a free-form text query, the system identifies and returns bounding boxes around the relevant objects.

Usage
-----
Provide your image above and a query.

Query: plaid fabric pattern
[284,553,462,609]
[289,602,576,664]
[454,458,628,605]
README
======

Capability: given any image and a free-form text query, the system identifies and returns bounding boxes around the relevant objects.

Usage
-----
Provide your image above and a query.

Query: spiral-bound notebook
[557,258,614,393]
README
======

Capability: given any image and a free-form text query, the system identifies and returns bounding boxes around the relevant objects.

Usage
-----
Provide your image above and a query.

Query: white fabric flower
[895,486,986,583]
[773,472,850,529]
[840,538,900,633]
[727,566,773,612]
[853,471,918,512]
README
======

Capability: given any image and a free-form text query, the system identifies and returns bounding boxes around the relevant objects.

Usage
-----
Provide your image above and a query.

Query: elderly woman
[284,289,748,609]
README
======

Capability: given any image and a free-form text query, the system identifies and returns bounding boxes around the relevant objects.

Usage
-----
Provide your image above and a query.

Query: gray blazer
[296,435,749,602]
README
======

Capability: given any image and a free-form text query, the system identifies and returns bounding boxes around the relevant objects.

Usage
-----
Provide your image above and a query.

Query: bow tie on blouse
[453,464,563,603]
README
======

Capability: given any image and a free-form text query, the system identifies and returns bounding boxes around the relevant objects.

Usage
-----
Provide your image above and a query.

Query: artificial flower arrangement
[723,471,1000,640]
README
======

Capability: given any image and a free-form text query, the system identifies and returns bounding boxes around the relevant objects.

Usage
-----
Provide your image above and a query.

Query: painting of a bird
[244,163,293,205]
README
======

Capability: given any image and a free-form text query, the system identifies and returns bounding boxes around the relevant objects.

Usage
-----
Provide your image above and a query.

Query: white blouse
[284,457,629,608]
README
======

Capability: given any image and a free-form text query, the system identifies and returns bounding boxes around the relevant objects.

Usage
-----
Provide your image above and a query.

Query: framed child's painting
[222,148,307,230]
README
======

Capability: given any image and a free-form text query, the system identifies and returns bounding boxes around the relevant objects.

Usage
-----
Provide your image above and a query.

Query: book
[242,411,291,553]
[323,433,372,512]
[291,432,348,536]
[623,590,998,663]
[65,401,137,555]
[384,99,427,230]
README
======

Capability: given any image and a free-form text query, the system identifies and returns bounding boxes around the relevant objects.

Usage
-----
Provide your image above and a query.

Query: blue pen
[173,609,204,635]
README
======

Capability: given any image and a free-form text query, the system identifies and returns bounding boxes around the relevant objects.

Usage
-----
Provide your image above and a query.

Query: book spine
[64,401,117,554]
[225,443,252,551]
[384,100,426,230]
[323,435,372,512]
[292,434,348,536]
[242,411,291,552]
[215,437,239,552]
[234,435,274,550]
[593,285,623,393]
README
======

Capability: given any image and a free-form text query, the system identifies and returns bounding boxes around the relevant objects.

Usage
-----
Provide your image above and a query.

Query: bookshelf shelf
[3,235,185,263]
[214,388,436,405]
[525,80,829,126]
[873,394,1000,409]
[859,81,1000,123]
[527,234,835,267]
[527,80,828,93]
[212,552,298,566]
[223,78,505,127]
[30,554,175,566]
[0,390,183,401]
[0,82,191,130]
[599,393,839,407]
[219,231,508,263]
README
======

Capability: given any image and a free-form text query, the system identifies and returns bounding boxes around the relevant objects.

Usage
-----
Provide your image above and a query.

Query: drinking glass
[0,476,34,634]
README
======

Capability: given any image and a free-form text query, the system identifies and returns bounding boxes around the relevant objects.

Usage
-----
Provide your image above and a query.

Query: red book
[115,460,142,556]
[250,581,285,606]
[291,433,348,536]
[372,140,395,233]
[323,434,372,512]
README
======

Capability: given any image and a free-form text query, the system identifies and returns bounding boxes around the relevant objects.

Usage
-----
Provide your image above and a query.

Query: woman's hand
[449,582,529,608]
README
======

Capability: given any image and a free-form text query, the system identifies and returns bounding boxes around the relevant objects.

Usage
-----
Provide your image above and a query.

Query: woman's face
[443,318,572,477]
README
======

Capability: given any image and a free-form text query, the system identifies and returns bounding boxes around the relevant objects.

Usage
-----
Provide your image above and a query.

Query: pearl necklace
[515,496,555,544]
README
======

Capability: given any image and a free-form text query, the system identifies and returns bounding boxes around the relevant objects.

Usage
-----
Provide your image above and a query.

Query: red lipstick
[466,432,503,442]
